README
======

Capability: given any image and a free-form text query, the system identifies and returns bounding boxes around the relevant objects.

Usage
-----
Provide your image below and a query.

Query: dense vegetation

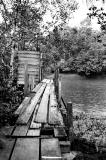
[42,26,106,77]
[0,0,77,126]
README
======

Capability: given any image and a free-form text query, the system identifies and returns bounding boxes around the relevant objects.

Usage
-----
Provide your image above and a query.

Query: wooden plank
[41,79,48,83]
[27,129,40,136]
[19,61,40,65]
[35,82,51,123]
[30,122,41,129]
[18,65,40,70]
[18,57,39,62]
[30,103,42,129]
[11,138,39,160]
[15,97,31,115]
[32,82,42,93]
[17,79,39,85]
[16,83,47,124]
[0,138,15,160]
[41,79,50,84]
[54,127,67,138]
[18,54,40,59]
[49,84,58,107]
[1,126,14,136]
[48,84,63,125]
[49,107,64,125]
[18,50,40,55]
[18,70,39,75]
[12,126,28,137]
[41,138,61,159]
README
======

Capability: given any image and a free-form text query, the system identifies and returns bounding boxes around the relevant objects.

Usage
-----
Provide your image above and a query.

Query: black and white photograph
[0,0,106,159]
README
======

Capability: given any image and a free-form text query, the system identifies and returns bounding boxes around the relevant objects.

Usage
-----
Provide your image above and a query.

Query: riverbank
[73,111,106,152]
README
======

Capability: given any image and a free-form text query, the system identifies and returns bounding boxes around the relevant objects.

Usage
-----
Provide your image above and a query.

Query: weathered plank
[18,70,39,75]
[27,129,40,137]
[30,104,41,129]
[49,106,64,125]
[48,84,63,125]
[18,65,39,71]
[11,138,39,160]
[16,83,47,124]
[41,79,50,83]
[41,138,61,159]
[1,126,14,136]
[18,50,40,55]
[54,127,67,139]
[32,82,42,93]
[19,60,40,65]
[0,138,15,160]
[15,97,31,115]
[30,122,41,129]
[49,84,58,107]
[35,82,51,123]
[18,54,40,59]
[12,126,28,137]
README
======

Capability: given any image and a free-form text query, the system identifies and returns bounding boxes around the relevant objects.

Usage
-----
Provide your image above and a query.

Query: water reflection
[61,74,106,116]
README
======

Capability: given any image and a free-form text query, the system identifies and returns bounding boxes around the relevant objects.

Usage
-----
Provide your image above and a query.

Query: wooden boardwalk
[0,79,69,160]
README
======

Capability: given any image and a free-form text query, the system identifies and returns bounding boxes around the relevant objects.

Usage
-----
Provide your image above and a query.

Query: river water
[61,74,106,116]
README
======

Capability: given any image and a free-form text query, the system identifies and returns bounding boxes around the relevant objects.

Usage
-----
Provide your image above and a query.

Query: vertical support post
[29,76,35,91]
[24,63,29,96]
[39,52,43,82]
[58,76,61,107]
[67,101,73,145]
[54,67,59,101]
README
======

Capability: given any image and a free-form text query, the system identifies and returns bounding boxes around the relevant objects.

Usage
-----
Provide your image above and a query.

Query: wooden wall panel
[17,51,40,85]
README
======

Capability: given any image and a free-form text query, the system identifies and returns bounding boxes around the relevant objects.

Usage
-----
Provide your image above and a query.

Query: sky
[0,0,106,31]
[68,0,106,30]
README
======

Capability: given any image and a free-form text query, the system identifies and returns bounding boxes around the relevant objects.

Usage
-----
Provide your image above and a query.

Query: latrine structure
[12,50,42,94]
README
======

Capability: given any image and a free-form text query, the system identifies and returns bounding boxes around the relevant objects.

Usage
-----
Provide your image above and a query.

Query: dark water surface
[61,74,106,116]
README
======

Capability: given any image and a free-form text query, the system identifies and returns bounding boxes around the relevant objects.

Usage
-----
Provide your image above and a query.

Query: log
[35,82,51,123]
[11,138,39,160]
[16,83,46,124]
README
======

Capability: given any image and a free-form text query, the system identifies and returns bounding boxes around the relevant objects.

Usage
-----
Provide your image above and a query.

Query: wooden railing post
[24,63,29,96]
[54,67,59,102]
[67,101,73,145]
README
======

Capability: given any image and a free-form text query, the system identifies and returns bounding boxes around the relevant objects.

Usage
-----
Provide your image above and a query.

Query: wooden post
[24,63,29,96]
[54,67,59,101]
[39,52,43,82]
[58,76,61,107]
[29,76,35,91]
[67,102,73,145]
